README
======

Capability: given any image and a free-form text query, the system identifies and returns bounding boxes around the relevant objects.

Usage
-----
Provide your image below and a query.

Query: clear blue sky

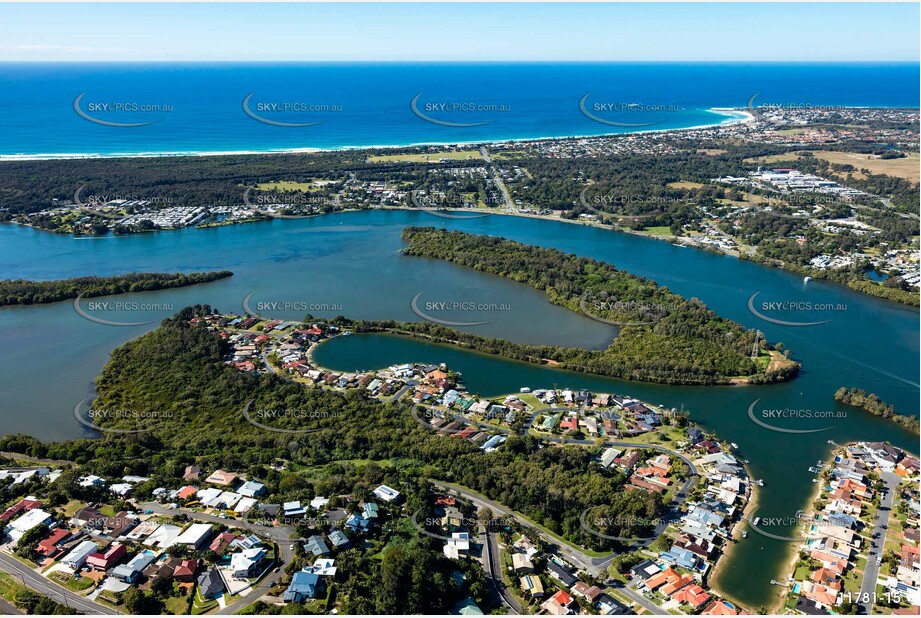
[0,2,917,62]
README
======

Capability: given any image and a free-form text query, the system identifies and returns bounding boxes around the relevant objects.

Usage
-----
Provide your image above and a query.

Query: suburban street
[0,552,112,615]
[138,501,295,614]
[480,528,522,613]
[856,470,900,614]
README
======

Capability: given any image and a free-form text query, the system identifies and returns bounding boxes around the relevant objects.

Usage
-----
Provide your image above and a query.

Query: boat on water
[753,517,761,525]
[730,442,739,450]
[741,530,748,538]
[756,479,764,486]
[804,276,812,283]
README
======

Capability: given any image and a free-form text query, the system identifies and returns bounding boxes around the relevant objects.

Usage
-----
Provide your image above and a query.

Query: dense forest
[834,387,919,434]
[0,271,233,306]
[0,150,474,215]
[399,227,798,384]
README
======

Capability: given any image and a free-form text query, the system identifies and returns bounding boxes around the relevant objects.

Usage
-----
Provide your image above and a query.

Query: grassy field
[667,181,706,189]
[642,226,676,236]
[255,180,331,192]
[0,573,22,607]
[163,592,191,615]
[745,151,920,183]
[813,150,920,184]
[367,150,482,163]
[492,150,530,160]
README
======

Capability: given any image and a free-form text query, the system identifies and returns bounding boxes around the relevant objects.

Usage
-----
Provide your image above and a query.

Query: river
[0,209,917,608]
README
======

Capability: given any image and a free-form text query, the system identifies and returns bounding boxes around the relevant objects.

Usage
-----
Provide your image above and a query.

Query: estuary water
[0,209,917,608]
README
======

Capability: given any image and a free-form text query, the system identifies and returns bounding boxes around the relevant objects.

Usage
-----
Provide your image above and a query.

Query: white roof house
[6,508,53,542]
[238,480,266,498]
[197,488,222,505]
[283,501,307,516]
[234,497,258,514]
[372,485,401,502]
[62,540,98,569]
[173,523,213,548]
[143,524,182,549]
[110,483,133,496]
[443,532,471,560]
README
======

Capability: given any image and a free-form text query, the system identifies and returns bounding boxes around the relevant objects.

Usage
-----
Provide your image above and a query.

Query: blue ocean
[0,62,917,157]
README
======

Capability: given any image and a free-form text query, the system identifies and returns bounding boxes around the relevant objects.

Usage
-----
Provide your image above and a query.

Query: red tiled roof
[550,589,573,606]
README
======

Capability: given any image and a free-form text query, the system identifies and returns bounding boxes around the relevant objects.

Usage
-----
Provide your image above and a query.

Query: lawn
[641,226,675,237]
[49,571,95,592]
[666,181,705,190]
[255,180,330,192]
[367,150,482,163]
[163,593,191,615]
[0,573,22,605]
[191,588,218,615]
[744,150,920,184]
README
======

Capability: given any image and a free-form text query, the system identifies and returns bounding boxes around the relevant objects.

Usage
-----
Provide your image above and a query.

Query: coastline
[0,107,752,162]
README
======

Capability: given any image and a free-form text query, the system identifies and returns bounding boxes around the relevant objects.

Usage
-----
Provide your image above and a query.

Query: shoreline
[0,107,752,162]
[707,459,762,610]
[5,202,918,310]
[708,452,827,613]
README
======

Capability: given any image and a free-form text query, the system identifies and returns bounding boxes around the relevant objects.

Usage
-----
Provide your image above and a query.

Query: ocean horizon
[0,61,918,158]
